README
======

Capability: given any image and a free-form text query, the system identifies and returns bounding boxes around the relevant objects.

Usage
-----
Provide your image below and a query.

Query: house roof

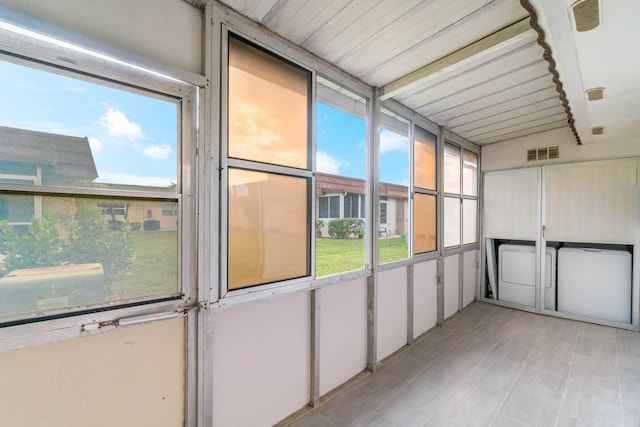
[316,172,407,199]
[0,125,98,183]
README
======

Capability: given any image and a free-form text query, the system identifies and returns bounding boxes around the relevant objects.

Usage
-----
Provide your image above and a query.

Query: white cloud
[98,108,144,142]
[95,173,175,187]
[143,144,172,160]
[88,136,103,152]
[380,129,408,154]
[316,150,340,175]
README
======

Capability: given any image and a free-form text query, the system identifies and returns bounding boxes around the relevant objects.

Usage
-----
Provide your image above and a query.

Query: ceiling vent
[572,0,600,32]
[527,146,560,162]
[592,126,604,135]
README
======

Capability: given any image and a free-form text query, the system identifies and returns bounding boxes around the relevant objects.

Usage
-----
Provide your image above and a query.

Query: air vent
[527,145,560,162]
[592,126,604,135]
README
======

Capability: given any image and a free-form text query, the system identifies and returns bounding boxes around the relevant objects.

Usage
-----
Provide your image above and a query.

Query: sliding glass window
[413,126,438,255]
[0,43,193,321]
[226,34,312,291]
[443,142,478,248]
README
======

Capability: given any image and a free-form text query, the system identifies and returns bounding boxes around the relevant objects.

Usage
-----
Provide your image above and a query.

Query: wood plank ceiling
[218,0,570,145]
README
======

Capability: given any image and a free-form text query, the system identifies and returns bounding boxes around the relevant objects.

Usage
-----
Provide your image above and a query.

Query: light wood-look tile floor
[284,302,640,427]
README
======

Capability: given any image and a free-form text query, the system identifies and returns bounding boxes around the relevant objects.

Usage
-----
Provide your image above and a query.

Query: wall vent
[527,146,560,162]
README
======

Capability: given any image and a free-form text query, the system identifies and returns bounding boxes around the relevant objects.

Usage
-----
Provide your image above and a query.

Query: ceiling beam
[379,18,533,101]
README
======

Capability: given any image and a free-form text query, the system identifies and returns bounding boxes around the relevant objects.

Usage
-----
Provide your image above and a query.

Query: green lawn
[315,236,408,276]
[112,230,178,298]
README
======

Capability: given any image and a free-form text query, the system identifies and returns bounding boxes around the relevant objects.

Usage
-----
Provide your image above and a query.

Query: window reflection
[228,169,309,289]
[228,36,309,169]
[413,194,436,254]
[413,126,437,191]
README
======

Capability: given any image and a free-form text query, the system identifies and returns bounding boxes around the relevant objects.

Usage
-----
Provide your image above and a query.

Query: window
[318,195,340,219]
[226,34,312,290]
[413,125,438,254]
[378,108,410,263]
[0,43,192,321]
[314,77,367,277]
[443,142,478,247]
[343,193,365,219]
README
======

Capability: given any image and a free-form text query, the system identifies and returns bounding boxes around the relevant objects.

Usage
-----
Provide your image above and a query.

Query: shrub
[328,218,364,239]
[144,219,161,231]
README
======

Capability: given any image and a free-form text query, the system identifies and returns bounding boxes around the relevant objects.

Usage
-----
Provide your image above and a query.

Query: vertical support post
[309,288,321,407]
[367,274,377,371]
[458,251,464,312]
[407,263,414,345]
[437,126,445,326]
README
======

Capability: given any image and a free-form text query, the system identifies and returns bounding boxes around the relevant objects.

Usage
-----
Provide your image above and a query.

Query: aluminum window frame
[0,24,198,327]
[220,28,316,297]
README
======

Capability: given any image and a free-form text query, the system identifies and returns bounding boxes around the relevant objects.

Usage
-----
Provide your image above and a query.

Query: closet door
[484,167,541,240]
[544,160,637,244]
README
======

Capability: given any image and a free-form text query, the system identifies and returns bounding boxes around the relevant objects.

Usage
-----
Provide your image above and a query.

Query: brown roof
[316,172,407,199]
[0,125,98,184]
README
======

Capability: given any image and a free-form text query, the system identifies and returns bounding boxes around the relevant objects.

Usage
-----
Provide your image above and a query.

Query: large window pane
[379,108,410,264]
[414,126,437,191]
[444,143,461,194]
[228,35,309,169]
[228,169,308,289]
[463,199,477,244]
[444,196,461,247]
[315,86,366,276]
[413,194,436,254]
[463,150,478,197]
[0,61,179,192]
[0,195,178,318]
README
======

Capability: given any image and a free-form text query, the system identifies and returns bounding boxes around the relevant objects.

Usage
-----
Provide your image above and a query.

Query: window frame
[412,123,439,257]
[0,26,198,325]
[442,136,480,251]
[220,29,315,296]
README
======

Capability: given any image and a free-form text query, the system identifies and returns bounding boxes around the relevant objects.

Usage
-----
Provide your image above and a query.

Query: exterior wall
[482,127,640,172]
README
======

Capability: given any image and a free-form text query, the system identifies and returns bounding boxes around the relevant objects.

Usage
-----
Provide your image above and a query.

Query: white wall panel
[1,0,203,74]
[0,318,185,427]
[463,250,477,307]
[377,267,408,361]
[413,260,438,338]
[319,279,367,396]
[444,254,460,319]
[212,292,310,427]
[484,167,541,240]
[544,160,637,244]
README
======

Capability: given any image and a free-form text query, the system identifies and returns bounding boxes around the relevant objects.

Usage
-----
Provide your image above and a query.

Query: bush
[328,218,364,239]
[144,219,161,231]
[131,222,142,231]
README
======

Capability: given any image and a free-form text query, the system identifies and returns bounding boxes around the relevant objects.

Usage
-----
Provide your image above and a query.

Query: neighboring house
[316,172,408,238]
[0,125,177,232]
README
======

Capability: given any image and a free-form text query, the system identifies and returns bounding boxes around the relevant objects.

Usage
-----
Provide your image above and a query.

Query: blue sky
[0,60,178,187]
[0,59,408,188]
[316,102,409,186]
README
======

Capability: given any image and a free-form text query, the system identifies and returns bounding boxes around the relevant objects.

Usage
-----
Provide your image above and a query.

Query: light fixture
[571,0,600,32]
[586,87,604,101]
[592,126,604,135]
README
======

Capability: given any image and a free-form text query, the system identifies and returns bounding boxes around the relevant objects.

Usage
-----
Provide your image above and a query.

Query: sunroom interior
[0,0,639,426]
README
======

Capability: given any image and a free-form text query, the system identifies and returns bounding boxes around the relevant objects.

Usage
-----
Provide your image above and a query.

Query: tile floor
[284,302,640,427]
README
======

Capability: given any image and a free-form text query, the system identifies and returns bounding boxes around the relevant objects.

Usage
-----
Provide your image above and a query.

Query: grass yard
[316,235,408,276]
[112,230,178,298]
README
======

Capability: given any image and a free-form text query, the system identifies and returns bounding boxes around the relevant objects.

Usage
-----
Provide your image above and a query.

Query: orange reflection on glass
[413,126,436,191]
[228,36,309,169]
[228,168,309,290]
[413,193,436,254]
